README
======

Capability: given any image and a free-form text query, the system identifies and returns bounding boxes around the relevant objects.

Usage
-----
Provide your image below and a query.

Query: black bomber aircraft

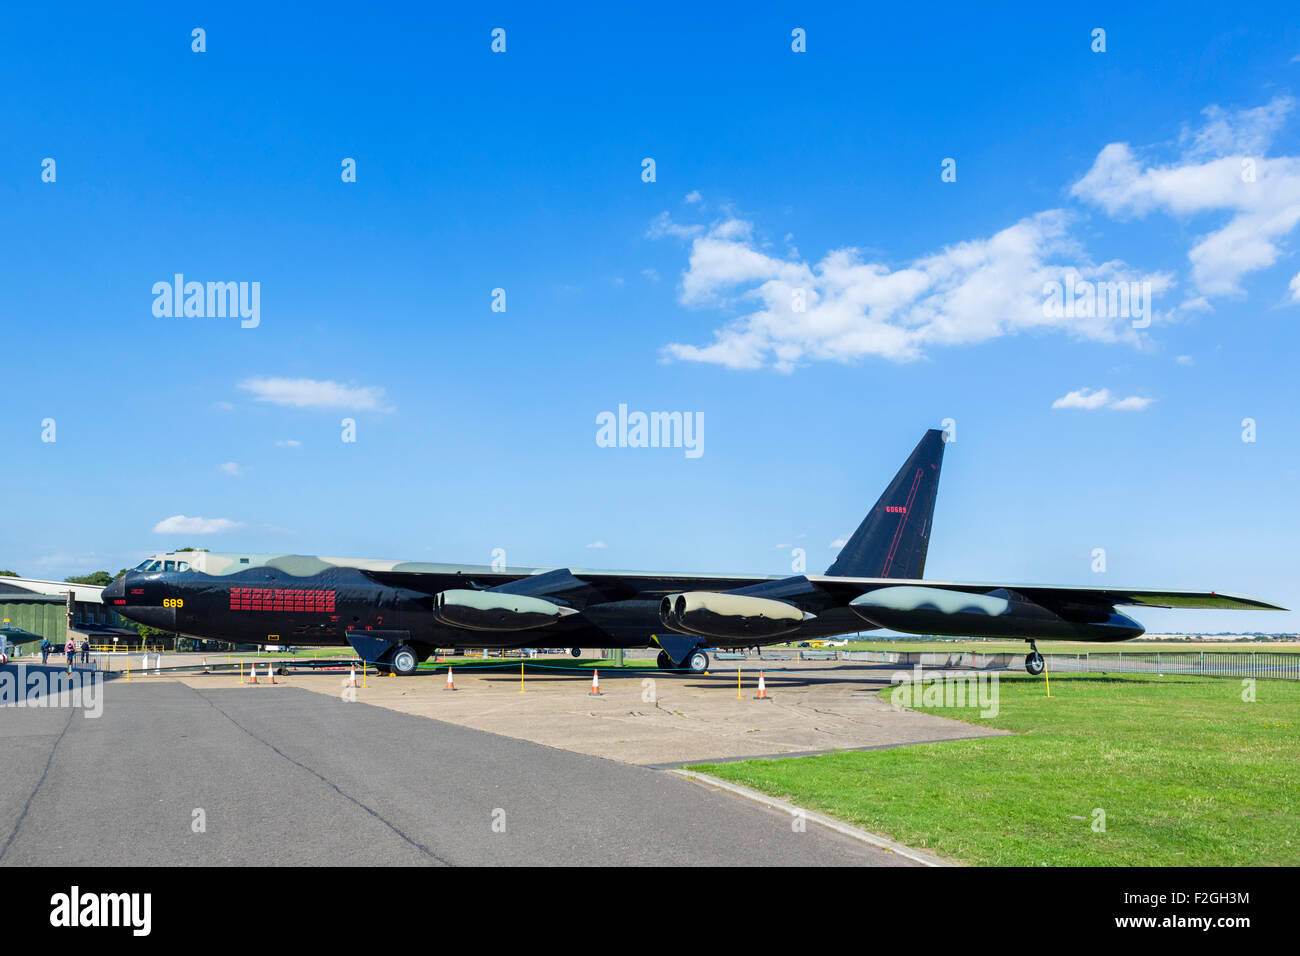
[104,430,1284,676]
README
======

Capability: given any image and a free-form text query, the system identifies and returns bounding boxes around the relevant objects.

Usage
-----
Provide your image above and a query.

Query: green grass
[689,673,1300,866]
[831,639,1300,654]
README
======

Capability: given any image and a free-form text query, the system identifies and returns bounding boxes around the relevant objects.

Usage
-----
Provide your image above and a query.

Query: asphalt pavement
[0,674,918,866]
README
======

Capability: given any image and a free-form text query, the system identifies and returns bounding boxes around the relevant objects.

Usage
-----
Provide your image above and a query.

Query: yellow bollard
[519,662,525,694]
[1044,657,1052,698]
[735,667,743,700]
[125,653,131,682]
[362,661,368,689]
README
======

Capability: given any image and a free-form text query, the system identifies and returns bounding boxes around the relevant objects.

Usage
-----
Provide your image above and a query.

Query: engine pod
[849,585,1143,641]
[434,589,577,631]
[659,591,812,640]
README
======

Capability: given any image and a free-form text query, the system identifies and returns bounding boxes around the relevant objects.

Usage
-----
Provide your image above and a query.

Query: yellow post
[362,661,368,689]
[1044,657,1052,698]
[519,662,525,694]
[125,653,131,682]
[735,667,743,700]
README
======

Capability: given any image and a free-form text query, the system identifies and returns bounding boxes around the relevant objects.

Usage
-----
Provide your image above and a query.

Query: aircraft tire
[656,650,673,669]
[686,649,709,674]
[571,647,582,658]
[391,645,420,677]
[1025,651,1045,676]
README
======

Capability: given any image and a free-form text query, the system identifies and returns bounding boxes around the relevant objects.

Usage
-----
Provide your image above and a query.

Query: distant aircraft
[104,430,1284,676]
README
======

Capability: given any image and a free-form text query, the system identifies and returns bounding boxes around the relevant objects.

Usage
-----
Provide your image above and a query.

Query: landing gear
[685,649,710,674]
[390,644,420,677]
[657,650,673,669]
[571,647,582,658]
[1025,641,1045,677]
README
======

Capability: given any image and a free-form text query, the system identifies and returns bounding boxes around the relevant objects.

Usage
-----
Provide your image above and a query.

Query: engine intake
[434,590,577,632]
[658,591,811,640]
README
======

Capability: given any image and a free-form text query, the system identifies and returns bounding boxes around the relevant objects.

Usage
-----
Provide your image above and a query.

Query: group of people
[39,637,90,666]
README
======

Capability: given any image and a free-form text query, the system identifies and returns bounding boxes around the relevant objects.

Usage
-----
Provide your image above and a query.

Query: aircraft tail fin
[825,429,946,579]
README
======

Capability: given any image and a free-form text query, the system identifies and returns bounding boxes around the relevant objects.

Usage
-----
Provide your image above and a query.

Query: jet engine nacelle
[434,589,577,631]
[658,591,812,640]
[849,585,1144,641]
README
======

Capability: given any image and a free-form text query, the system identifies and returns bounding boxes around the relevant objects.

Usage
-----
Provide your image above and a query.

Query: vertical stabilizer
[825,429,946,579]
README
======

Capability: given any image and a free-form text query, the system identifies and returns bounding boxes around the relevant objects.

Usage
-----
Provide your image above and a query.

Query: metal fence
[830,648,1299,680]
[1045,650,1300,681]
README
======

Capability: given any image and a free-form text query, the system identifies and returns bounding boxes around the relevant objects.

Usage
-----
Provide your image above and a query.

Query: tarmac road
[0,675,919,866]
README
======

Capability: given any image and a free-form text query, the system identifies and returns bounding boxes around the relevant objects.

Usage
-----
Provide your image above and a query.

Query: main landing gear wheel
[686,649,710,674]
[656,650,673,669]
[390,644,419,677]
[1025,643,1045,677]
[571,647,582,658]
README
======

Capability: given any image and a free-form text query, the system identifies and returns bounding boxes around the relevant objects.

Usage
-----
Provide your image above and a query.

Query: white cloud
[1053,387,1114,410]
[1109,395,1155,411]
[830,535,849,549]
[1289,270,1300,303]
[585,541,607,550]
[219,462,243,476]
[646,211,704,240]
[275,439,302,447]
[152,515,242,534]
[237,377,389,411]
[1071,96,1300,297]
[685,190,702,204]
[1052,387,1153,411]
[658,210,1166,371]
[1176,354,1195,366]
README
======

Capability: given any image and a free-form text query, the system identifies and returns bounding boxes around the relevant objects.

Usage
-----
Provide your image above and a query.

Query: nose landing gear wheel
[1025,644,1045,677]
[390,644,419,677]
[686,649,709,674]
[571,647,582,658]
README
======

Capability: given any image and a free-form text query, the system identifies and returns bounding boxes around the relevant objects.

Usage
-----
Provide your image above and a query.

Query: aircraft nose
[102,575,126,604]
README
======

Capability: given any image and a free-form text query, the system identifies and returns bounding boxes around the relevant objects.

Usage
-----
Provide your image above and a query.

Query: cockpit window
[146,560,163,572]
[134,559,153,570]
[164,561,176,572]
[177,561,190,572]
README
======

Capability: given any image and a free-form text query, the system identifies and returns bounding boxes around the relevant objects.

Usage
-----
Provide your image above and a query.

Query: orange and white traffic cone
[754,671,771,700]
[589,669,603,696]
[202,656,210,673]
[267,663,276,684]
[248,662,257,684]
[347,663,357,688]
[443,667,456,691]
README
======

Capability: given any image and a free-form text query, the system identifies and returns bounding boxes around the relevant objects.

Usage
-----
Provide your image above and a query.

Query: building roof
[0,577,106,603]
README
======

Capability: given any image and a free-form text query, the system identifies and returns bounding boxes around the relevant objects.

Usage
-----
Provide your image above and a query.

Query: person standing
[40,638,51,664]
[80,638,90,664]
[64,637,76,668]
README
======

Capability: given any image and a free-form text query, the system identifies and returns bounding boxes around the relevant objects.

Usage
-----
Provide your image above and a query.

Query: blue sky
[1,2,1297,633]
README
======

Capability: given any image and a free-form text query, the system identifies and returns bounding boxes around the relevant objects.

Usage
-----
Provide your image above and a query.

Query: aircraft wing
[365,566,1285,612]
[801,577,1286,611]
